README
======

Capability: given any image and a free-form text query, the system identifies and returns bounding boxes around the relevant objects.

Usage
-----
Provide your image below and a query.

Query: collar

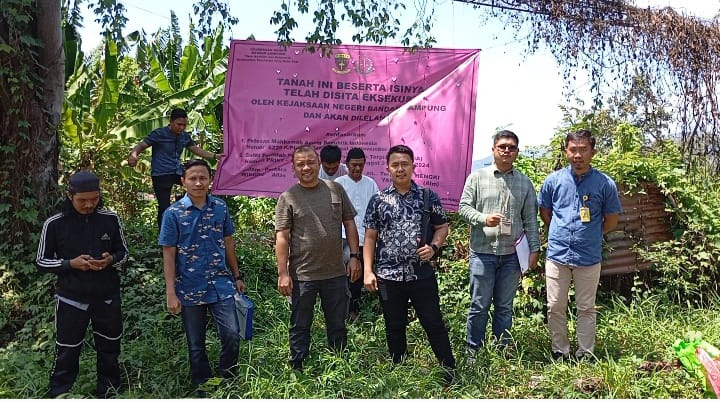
[387,181,420,195]
[179,193,214,210]
[492,163,515,175]
[565,165,595,180]
[298,180,324,191]
[348,174,365,183]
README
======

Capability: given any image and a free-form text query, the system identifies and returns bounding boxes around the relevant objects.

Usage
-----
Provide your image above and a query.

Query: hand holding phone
[89,252,111,270]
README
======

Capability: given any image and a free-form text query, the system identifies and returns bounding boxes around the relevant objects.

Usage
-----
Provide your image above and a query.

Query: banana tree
[111,18,228,156]
[61,30,150,216]
[62,32,120,167]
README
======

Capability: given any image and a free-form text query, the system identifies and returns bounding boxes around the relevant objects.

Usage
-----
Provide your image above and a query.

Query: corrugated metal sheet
[601,182,673,276]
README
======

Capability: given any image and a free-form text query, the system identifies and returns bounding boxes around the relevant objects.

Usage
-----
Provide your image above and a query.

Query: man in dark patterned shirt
[363,144,456,387]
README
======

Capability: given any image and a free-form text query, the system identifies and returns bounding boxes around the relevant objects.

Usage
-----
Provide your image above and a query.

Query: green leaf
[179,43,199,90]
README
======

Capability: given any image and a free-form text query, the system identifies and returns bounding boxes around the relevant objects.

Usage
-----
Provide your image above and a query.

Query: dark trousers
[348,270,364,314]
[151,174,182,230]
[342,241,364,314]
[377,277,455,369]
[289,275,349,366]
[49,296,122,398]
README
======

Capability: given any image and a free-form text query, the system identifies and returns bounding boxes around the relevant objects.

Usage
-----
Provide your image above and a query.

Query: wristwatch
[235,272,244,281]
[430,244,439,254]
[349,252,361,260]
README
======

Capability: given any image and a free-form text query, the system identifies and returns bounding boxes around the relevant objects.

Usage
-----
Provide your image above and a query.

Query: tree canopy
[270,0,720,170]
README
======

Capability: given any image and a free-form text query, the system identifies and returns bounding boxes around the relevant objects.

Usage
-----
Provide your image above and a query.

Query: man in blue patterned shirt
[363,145,456,387]
[159,159,246,393]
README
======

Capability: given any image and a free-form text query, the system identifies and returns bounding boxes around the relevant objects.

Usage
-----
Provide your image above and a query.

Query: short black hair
[182,159,211,177]
[346,147,366,163]
[320,144,342,163]
[170,108,188,121]
[564,129,596,149]
[386,144,414,164]
[493,130,519,146]
[292,145,318,161]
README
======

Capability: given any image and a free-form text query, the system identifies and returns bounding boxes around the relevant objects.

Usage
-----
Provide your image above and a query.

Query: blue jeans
[466,251,521,349]
[180,296,240,385]
[289,275,349,366]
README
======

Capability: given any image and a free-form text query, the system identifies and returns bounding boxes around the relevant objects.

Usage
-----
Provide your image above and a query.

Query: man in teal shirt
[128,108,219,229]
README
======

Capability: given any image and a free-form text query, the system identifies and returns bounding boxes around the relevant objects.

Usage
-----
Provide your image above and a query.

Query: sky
[78,0,719,160]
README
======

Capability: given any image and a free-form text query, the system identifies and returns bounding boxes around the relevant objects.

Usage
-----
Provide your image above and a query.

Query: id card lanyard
[579,194,591,222]
[497,172,514,236]
[499,191,512,235]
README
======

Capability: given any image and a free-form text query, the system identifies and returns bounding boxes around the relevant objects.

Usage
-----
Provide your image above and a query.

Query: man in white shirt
[319,144,349,180]
[335,147,380,320]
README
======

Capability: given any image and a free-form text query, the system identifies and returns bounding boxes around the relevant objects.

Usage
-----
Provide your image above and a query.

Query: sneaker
[95,387,119,399]
[442,368,457,388]
[466,347,477,364]
[197,377,221,397]
[551,351,570,361]
[348,310,359,322]
[289,359,304,371]
[391,352,408,364]
[499,347,515,360]
[575,351,596,362]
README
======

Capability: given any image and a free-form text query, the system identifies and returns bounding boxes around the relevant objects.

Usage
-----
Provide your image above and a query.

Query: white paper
[515,232,530,274]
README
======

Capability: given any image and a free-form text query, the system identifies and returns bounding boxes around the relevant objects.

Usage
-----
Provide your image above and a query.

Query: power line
[451,0,716,23]
[127,5,172,21]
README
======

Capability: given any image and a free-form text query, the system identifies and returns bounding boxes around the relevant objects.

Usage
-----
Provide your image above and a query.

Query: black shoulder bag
[420,188,442,263]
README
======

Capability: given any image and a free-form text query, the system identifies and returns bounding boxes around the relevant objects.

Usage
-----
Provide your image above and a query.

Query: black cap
[68,171,100,193]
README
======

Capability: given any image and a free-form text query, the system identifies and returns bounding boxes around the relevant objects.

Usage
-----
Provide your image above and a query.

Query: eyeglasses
[495,145,518,152]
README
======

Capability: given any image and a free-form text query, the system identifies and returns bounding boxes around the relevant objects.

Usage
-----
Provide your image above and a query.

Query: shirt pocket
[330,189,343,220]
[179,219,195,237]
[581,192,603,217]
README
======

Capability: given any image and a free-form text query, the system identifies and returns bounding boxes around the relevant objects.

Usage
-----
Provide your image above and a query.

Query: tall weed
[1,219,717,398]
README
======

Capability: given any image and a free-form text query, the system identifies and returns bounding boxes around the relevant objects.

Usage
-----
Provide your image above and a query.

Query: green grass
[1,223,718,398]
[2,284,715,398]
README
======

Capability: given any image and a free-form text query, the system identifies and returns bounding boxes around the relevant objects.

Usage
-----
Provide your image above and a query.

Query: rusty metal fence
[602,182,673,276]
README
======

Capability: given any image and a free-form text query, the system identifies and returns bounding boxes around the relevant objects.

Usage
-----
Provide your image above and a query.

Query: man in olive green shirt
[458,130,540,356]
[275,145,361,371]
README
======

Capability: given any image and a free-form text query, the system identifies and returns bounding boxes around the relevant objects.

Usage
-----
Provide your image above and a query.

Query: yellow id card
[579,206,591,222]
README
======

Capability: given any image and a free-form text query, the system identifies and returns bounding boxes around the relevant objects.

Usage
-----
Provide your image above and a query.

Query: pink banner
[213,40,480,210]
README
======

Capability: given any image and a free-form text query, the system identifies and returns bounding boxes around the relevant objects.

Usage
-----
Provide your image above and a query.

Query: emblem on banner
[332,53,351,74]
[355,55,375,74]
